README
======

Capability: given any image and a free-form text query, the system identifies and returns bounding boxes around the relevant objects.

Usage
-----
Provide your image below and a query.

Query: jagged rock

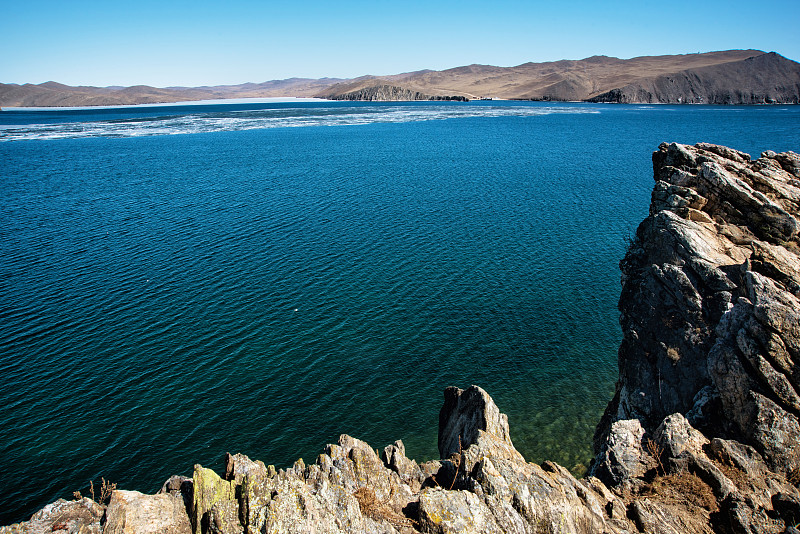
[598,142,800,482]
[653,413,709,458]
[438,385,524,468]
[417,489,504,534]
[0,498,103,534]
[232,436,417,533]
[382,440,425,492]
[165,386,633,533]
[590,418,651,486]
[191,466,237,534]
[224,453,267,484]
[432,385,630,533]
[471,456,623,533]
[104,490,192,534]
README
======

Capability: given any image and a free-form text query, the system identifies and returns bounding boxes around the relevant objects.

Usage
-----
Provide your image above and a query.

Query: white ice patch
[0,105,600,142]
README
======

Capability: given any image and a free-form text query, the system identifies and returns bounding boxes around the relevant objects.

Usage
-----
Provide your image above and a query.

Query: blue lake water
[1,100,798,523]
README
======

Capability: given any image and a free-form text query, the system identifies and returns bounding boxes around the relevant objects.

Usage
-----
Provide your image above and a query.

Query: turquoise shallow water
[1,101,799,523]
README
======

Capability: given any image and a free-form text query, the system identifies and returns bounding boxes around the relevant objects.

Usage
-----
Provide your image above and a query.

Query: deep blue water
[1,100,798,523]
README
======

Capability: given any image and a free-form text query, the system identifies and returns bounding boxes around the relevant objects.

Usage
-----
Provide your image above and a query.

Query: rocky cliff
[319,84,467,102]
[3,143,800,533]
[596,143,800,468]
[588,53,800,104]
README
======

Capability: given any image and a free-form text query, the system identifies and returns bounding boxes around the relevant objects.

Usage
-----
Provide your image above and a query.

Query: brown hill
[317,50,790,101]
[0,78,345,107]
[2,50,798,107]
[587,52,800,103]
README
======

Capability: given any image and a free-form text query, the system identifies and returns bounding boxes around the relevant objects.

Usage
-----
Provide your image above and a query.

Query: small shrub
[88,477,117,506]
[646,438,665,477]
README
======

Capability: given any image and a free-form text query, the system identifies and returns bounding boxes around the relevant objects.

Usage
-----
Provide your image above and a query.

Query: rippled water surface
[1,100,798,523]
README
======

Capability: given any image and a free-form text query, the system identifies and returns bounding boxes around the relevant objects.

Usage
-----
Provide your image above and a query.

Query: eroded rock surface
[597,142,800,468]
[592,141,800,533]
[172,385,633,533]
[104,490,191,534]
[0,498,104,534]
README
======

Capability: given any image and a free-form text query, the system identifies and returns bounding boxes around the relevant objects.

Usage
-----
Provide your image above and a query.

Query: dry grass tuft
[789,467,800,487]
[646,473,717,512]
[449,436,462,490]
[646,439,665,477]
[353,487,415,529]
[89,478,117,506]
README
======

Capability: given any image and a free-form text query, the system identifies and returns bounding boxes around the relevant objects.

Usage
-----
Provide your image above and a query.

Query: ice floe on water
[0,103,600,141]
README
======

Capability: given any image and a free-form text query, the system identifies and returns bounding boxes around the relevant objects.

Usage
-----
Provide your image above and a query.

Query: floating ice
[0,104,600,142]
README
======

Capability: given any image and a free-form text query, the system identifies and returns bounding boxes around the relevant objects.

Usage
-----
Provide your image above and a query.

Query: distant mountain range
[2,50,799,107]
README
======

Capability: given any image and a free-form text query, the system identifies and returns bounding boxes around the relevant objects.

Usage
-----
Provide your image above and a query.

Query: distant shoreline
[1,97,328,112]
[4,50,798,108]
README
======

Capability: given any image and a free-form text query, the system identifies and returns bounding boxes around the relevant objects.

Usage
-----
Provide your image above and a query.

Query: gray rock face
[591,418,651,487]
[104,490,192,534]
[325,84,467,102]
[589,141,800,533]
[597,142,800,479]
[0,498,103,534]
[437,385,522,465]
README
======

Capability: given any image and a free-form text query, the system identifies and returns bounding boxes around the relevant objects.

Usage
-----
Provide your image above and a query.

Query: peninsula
[2,50,799,107]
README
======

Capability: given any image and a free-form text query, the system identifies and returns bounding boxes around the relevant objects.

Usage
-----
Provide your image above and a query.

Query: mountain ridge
[2,50,798,107]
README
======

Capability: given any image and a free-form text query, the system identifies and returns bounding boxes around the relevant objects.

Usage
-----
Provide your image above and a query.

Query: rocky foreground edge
[3,142,800,533]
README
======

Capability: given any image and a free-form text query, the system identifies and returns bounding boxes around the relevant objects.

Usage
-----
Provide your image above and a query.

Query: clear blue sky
[2,0,799,87]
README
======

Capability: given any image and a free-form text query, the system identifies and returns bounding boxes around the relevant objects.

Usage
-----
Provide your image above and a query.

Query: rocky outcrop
[17,381,799,533]
[596,142,800,476]
[323,84,468,101]
[0,498,104,534]
[2,386,636,534]
[104,491,191,534]
[6,370,800,534]
[590,141,800,531]
[173,385,634,533]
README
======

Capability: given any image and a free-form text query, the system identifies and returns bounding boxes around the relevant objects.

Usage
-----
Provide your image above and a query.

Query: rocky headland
[587,52,800,104]
[2,50,798,106]
[3,142,800,533]
[314,84,468,102]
